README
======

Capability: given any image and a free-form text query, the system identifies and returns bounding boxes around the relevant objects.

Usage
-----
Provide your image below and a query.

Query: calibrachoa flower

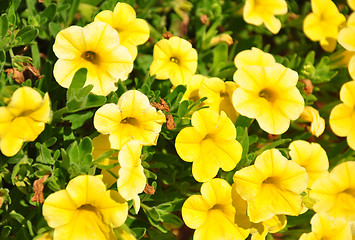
[175,108,242,182]
[0,87,51,157]
[94,2,150,59]
[149,36,198,86]
[94,90,166,150]
[42,175,128,240]
[117,140,146,213]
[182,178,250,240]
[338,13,355,78]
[310,161,355,221]
[231,183,287,240]
[289,140,328,187]
[329,80,355,149]
[299,213,352,240]
[92,134,119,188]
[199,77,239,122]
[232,62,304,134]
[53,21,133,96]
[299,106,325,137]
[243,0,287,34]
[233,149,308,223]
[303,0,345,52]
[349,0,355,10]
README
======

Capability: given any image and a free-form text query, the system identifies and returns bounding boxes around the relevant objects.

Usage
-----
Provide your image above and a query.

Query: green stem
[52,106,69,123]
[66,0,80,27]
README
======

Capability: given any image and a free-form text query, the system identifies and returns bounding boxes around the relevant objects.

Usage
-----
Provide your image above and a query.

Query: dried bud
[166,114,175,130]
[163,31,174,39]
[151,98,170,112]
[144,184,155,195]
[300,79,313,95]
[200,14,209,26]
[31,174,50,204]
[5,68,25,84]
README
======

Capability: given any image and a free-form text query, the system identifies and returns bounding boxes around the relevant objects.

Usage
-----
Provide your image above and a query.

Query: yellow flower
[289,140,329,188]
[231,183,286,240]
[53,21,133,96]
[310,161,355,221]
[338,13,355,78]
[329,80,355,149]
[299,106,325,137]
[94,90,166,150]
[175,108,242,182]
[243,0,287,34]
[232,62,304,135]
[182,178,250,240]
[117,140,146,213]
[233,149,308,223]
[92,134,119,188]
[234,47,276,70]
[0,87,51,157]
[42,175,128,240]
[299,213,352,240]
[181,74,205,102]
[94,2,150,59]
[149,36,198,86]
[303,0,345,52]
[199,76,239,122]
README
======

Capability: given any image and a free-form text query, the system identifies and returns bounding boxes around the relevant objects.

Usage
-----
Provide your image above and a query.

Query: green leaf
[36,144,55,165]
[211,43,229,75]
[67,68,87,100]
[15,26,38,45]
[177,100,189,118]
[48,22,62,38]
[235,115,253,128]
[255,138,291,156]
[40,3,56,26]
[63,111,94,129]
[0,14,8,38]
[131,228,146,240]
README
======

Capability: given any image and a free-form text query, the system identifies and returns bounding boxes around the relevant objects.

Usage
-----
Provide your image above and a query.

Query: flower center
[342,188,355,198]
[259,88,276,102]
[78,204,96,212]
[121,117,140,127]
[189,90,200,102]
[82,51,99,64]
[263,177,276,184]
[211,204,224,211]
[170,57,179,64]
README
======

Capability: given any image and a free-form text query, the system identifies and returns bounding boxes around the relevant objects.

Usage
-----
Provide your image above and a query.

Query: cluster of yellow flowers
[4,0,355,239]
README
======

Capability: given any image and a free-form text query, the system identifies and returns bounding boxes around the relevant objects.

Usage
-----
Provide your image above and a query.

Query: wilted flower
[149,36,198,86]
[232,61,304,134]
[299,213,352,240]
[94,90,166,150]
[92,134,119,188]
[299,106,325,137]
[289,140,329,187]
[243,0,287,34]
[310,161,355,221]
[175,108,242,182]
[303,0,345,52]
[94,2,150,59]
[329,80,355,149]
[53,21,133,96]
[233,149,308,223]
[182,178,250,240]
[117,140,146,213]
[43,175,128,240]
[0,87,51,157]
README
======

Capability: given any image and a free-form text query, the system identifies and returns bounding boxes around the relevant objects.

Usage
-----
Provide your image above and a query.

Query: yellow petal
[66,175,107,207]
[53,26,86,60]
[97,190,128,228]
[182,195,210,229]
[234,47,275,69]
[0,133,23,157]
[338,27,355,52]
[43,190,77,228]
[340,80,355,107]
[175,127,204,162]
[329,103,353,137]
[7,86,44,116]
[94,103,122,135]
